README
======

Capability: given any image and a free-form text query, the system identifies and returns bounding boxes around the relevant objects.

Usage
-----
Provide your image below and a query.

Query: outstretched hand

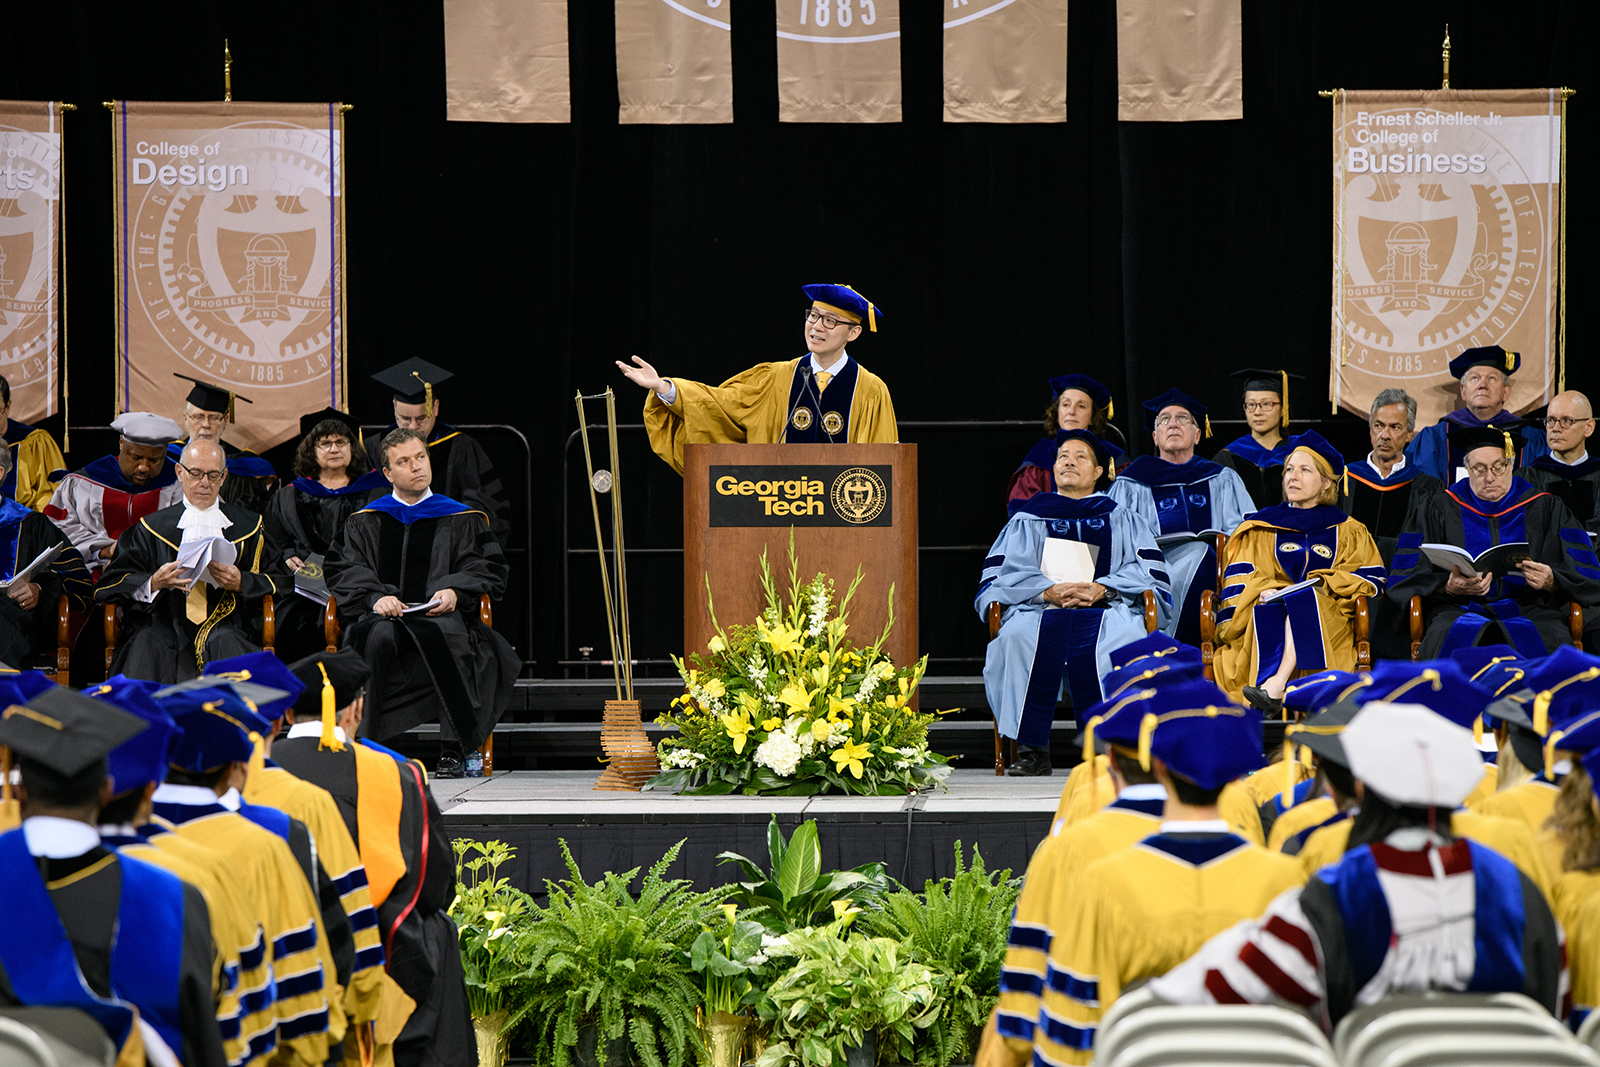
[615,355,666,394]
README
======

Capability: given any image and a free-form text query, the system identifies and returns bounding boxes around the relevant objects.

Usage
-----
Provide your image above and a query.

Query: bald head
[176,439,226,508]
[1546,390,1595,462]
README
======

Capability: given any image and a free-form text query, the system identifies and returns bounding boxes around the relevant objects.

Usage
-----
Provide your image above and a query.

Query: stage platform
[434,769,1059,898]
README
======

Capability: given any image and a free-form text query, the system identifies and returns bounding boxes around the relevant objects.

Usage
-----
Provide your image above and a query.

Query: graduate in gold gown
[1213,432,1387,710]
[617,284,897,475]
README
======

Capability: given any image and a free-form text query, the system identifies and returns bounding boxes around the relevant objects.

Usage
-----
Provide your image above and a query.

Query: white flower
[660,748,706,769]
[876,662,896,680]
[807,584,831,637]
[754,731,803,777]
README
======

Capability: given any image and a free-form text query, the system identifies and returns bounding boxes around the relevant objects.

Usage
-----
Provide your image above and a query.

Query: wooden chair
[1199,590,1372,687]
[986,590,1161,775]
[102,595,275,679]
[51,596,70,686]
[324,593,498,773]
[1408,596,1583,660]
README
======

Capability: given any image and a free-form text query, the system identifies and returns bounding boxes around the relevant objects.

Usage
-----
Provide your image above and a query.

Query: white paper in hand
[1259,576,1321,604]
[0,544,59,590]
[402,597,445,615]
[176,535,238,586]
[1040,539,1097,585]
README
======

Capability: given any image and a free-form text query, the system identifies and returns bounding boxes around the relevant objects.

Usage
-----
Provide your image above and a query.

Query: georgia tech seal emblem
[296,557,324,581]
[791,407,813,431]
[831,467,887,524]
[821,411,844,436]
[1312,544,1334,559]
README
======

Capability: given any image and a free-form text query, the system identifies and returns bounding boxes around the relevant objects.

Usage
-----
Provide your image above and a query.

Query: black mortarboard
[1231,369,1305,429]
[1450,345,1520,379]
[1284,699,1358,770]
[1447,422,1523,462]
[0,688,148,777]
[371,358,453,407]
[173,374,252,421]
[299,407,363,443]
[289,652,371,714]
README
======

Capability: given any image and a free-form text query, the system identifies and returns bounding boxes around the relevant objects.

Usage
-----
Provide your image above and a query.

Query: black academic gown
[1339,460,1444,660]
[1388,476,1600,658]
[0,497,92,667]
[1215,435,1291,509]
[95,501,289,682]
[0,840,225,1067]
[364,425,511,545]
[1522,455,1600,543]
[271,738,476,1067]
[324,494,518,751]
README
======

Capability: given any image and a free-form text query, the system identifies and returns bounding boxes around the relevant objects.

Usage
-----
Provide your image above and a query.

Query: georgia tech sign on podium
[709,464,892,526]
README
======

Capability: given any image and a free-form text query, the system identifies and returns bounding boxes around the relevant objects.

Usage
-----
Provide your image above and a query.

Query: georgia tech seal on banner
[111,101,348,451]
[1329,89,1566,426]
[709,464,893,527]
[0,101,64,425]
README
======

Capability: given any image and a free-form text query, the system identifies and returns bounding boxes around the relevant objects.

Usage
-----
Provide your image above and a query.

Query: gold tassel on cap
[248,731,266,778]
[1474,715,1484,746]
[1138,713,1159,771]
[1545,729,1566,780]
[411,371,434,414]
[1506,350,1516,372]
[1107,399,1115,420]
[1503,430,1515,460]
[1082,716,1103,808]
[840,285,877,332]
[1280,733,1296,808]
[1203,414,1212,439]
[1280,370,1290,430]
[1534,690,1552,737]
[317,663,345,752]
[226,393,237,424]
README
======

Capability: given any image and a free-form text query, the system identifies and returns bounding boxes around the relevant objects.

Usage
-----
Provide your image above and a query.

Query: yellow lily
[721,903,738,926]
[703,678,726,700]
[778,680,816,714]
[831,899,862,927]
[858,711,871,736]
[818,651,831,666]
[827,694,856,722]
[831,740,872,779]
[757,617,805,658]
[812,666,830,688]
[708,634,726,653]
[722,708,754,754]
[899,676,910,695]
[883,694,901,710]
[811,719,832,744]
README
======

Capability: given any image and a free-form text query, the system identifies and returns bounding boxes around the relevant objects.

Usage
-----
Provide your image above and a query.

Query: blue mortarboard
[1354,660,1492,731]
[226,455,277,479]
[0,669,60,702]
[801,284,882,333]
[1048,375,1113,418]
[159,687,272,771]
[203,652,307,721]
[1053,429,1118,490]
[1098,650,1205,706]
[1523,645,1600,738]
[1140,688,1264,790]
[1141,388,1210,437]
[90,679,183,795]
[1584,748,1600,803]
[1449,345,1520,379]
[1282,670,1362,718]
[1284,430,1347,481]
[1451,645,1524,687]
[1110,632,1193,672]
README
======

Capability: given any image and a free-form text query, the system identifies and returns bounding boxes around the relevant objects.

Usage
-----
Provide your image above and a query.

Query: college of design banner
[1116,0,1242,121]
[445,0,570,123]
[616,0,732,124]
[943,0,1068,124]
[1329,89,1565,425]
[111,101,348,452]
[0,101,63,424]
[777,0,901,123]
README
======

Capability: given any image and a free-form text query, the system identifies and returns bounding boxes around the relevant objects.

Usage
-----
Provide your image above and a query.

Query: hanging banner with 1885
[1329,89,1565,426]
[111,101,348,451]
[0,100,64,425]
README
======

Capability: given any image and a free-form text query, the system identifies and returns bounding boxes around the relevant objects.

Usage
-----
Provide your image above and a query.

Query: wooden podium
[683,443,918,676]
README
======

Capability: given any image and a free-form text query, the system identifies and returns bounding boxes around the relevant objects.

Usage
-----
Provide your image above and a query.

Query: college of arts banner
[616,0,732,124]
[1116,0,1242,121]
[110,101,348,452]
[0,101,63,425]
[777,0,901,123]
[444,0,570,123]
[1329,89,1565,426]
[943,0,1068,123]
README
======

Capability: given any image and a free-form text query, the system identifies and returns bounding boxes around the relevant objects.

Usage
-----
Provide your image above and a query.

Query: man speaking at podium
[617,284,899,474]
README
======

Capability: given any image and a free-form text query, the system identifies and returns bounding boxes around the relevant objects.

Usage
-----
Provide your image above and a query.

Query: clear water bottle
[464,750,484,778]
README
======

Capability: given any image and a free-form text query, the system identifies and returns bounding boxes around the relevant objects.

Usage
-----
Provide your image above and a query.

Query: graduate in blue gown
[1405,345,1548,482]
[978,429,1170,776]
[1109,388,1256,645]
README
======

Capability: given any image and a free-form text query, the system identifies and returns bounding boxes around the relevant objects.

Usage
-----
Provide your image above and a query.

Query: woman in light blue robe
[977,431,1172,761]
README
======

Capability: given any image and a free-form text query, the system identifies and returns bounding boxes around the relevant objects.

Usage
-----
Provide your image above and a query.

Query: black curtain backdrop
[0,0,1592,679]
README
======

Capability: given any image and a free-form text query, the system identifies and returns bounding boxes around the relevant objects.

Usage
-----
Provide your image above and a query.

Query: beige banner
[1116,0,1242,121]
[0,101,63,425]
[445,0,570,123]
[777,0,901,123]
[111,101,348,452]
[1330,89,1565,426]
[944,0,1068,123]
[616,0,733,124]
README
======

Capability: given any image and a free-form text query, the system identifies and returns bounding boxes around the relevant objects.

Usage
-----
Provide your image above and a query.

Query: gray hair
[1370,389,1417,431]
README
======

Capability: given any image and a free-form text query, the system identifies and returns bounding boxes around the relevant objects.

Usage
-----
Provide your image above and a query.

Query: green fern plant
[516,839,725,1067]
[859,843,1021,1066]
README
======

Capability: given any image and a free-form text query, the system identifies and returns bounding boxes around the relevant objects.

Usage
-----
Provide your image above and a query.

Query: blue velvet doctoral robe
[1406,408,1548,482]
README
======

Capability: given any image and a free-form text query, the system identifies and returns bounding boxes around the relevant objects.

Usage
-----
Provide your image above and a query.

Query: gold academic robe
[1267,796,1340,852]
[1053,766,1264,846]
[1037,834,1305,1063]
[1239,758,1316,809]
[641,357,898,475]
[1297,811,1554,901]
[7,421,66,512]
[1212,509,1386,699]
[1471,778,1564,879]
[1563,880,1600,1024]
[1554,870,1600,937]
[1463,763,1500,808]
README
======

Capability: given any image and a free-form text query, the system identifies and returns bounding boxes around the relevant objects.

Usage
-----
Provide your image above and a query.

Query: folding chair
[1106,1032,1338,1067]
[1378,1035,1600,1067]
[1095,1005,1329,1067]
[1332,991,1548,1062]
[1344,1007,1572,1067]
[0,1006,117,1066]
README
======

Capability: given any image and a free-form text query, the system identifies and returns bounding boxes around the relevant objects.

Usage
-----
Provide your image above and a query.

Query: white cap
[1342,702,1484,809]
[112,412,183,447]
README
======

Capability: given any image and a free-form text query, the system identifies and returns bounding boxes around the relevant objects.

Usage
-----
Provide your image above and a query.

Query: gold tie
[186,583,208,625]
[815,371,831,393]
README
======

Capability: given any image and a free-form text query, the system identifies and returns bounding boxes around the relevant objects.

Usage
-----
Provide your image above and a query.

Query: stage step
[497,675,992,716]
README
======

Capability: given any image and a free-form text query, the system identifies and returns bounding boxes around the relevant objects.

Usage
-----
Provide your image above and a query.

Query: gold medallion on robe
[821,411,844,436]
[1312,544,1333,558]
[791,408,813,431]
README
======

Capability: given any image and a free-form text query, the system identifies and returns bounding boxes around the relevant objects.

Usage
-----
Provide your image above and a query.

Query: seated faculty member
[1389,424,1600,658]
[618,284,898,475]
[168,374,278,515]
[1522,390,1600,541]
[0,443,92,667]
[1214,368,1303,509]
[96,439,287,682]
[0,374,67,512]
[978,429,1170,777]
[45,412,185,575]
[362,359,511,544]
[1108,388,1255,645]
[1406,345,1548,481]
[1213,431,1386,710]
[1006,374,1125,508]
[326,428,519,780]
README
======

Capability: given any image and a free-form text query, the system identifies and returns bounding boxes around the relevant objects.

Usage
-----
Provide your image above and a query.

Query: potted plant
[687,905,771,1067]
[717,815,891,934]
[450,840,543,1067]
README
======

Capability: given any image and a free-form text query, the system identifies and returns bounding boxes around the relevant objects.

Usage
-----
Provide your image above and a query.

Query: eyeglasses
[1154,413,1197,428]
[188,413,225,426]
[177,464,226,485]
[1243,400,1280,413]
[804,310,853,331]
[315,439,350,451]
[1466,460,1514,479]
[1546,417,1593,431]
